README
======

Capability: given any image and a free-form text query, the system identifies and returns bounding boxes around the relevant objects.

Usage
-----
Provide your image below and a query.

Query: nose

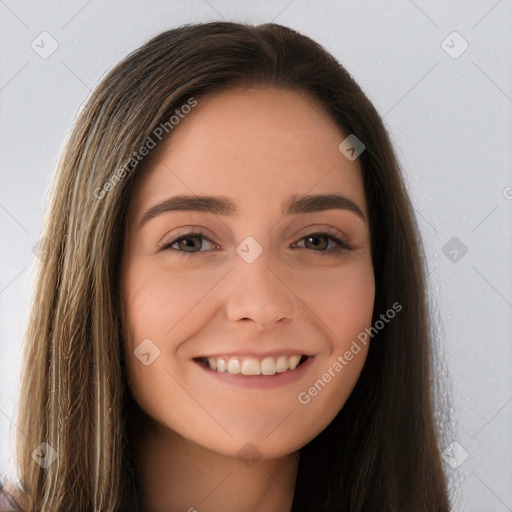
[224,248,297,330]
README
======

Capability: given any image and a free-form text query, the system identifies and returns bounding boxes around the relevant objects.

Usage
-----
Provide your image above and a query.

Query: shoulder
[0,477,24,512]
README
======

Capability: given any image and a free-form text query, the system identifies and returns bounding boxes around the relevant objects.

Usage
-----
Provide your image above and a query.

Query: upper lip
[193,350,314,359]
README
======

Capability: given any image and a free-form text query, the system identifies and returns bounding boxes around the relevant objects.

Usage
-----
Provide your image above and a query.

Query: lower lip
[194,357,314,389]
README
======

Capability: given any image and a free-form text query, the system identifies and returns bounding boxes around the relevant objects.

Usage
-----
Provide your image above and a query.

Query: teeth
[275,355,288,373]
[216,358,227,373]
[241,358,260,375]
[201,355,306,375]
[289,355,301,370]
[227,358,241,374]
[261,357,276,375]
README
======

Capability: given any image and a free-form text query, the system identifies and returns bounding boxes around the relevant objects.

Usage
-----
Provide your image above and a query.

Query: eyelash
[161,230,354,256]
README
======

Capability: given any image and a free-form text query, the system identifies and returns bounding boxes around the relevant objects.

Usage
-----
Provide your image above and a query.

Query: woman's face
[121,87,375,460]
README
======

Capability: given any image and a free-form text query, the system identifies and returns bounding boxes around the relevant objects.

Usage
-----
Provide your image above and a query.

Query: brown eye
[292,232,354,255]
[161,232,219,253]
[303,235,329,250]
[176,236,203,252]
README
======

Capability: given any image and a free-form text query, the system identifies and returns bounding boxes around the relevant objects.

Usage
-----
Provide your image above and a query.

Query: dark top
[0,479,23,511]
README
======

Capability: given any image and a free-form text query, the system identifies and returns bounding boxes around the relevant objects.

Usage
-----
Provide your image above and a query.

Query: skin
[121,87,375,512]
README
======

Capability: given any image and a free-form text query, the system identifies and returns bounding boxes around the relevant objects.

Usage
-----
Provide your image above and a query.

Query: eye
[161,231,220,253]
[291,232,354,255]
[161,230,354,256]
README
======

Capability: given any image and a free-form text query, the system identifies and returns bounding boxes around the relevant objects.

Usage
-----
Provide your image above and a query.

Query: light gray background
[1,1,511,510]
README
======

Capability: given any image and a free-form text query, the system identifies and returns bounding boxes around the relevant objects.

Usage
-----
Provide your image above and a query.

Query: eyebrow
[138,193,366,228]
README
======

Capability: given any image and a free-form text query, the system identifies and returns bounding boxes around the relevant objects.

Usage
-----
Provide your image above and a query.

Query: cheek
[121,260,227,407]
[288,260,374,434]
[293,257,375,345]
[122,260,224,348]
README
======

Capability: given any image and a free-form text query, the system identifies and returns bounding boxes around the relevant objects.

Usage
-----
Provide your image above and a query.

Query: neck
[131,412,299,512]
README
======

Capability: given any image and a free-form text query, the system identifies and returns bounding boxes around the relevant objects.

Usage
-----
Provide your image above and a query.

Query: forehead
[129,87,367,218]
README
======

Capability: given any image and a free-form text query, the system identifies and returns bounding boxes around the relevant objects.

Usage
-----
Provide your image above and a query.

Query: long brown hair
[13,21,450,511]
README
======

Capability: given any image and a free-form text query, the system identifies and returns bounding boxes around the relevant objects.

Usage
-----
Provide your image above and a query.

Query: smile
[194,354,310,376]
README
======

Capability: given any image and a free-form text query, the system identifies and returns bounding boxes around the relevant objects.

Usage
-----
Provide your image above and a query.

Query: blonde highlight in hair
[15,51,190,511]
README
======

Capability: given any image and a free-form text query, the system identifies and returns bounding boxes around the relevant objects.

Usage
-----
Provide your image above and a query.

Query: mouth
[193,354,310,376]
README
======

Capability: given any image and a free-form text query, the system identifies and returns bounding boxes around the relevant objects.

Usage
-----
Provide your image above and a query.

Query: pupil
[181,237,201,251]
[306,235,326,250]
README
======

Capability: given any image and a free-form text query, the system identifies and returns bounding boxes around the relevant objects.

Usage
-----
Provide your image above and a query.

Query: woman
[2,21,450,511]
